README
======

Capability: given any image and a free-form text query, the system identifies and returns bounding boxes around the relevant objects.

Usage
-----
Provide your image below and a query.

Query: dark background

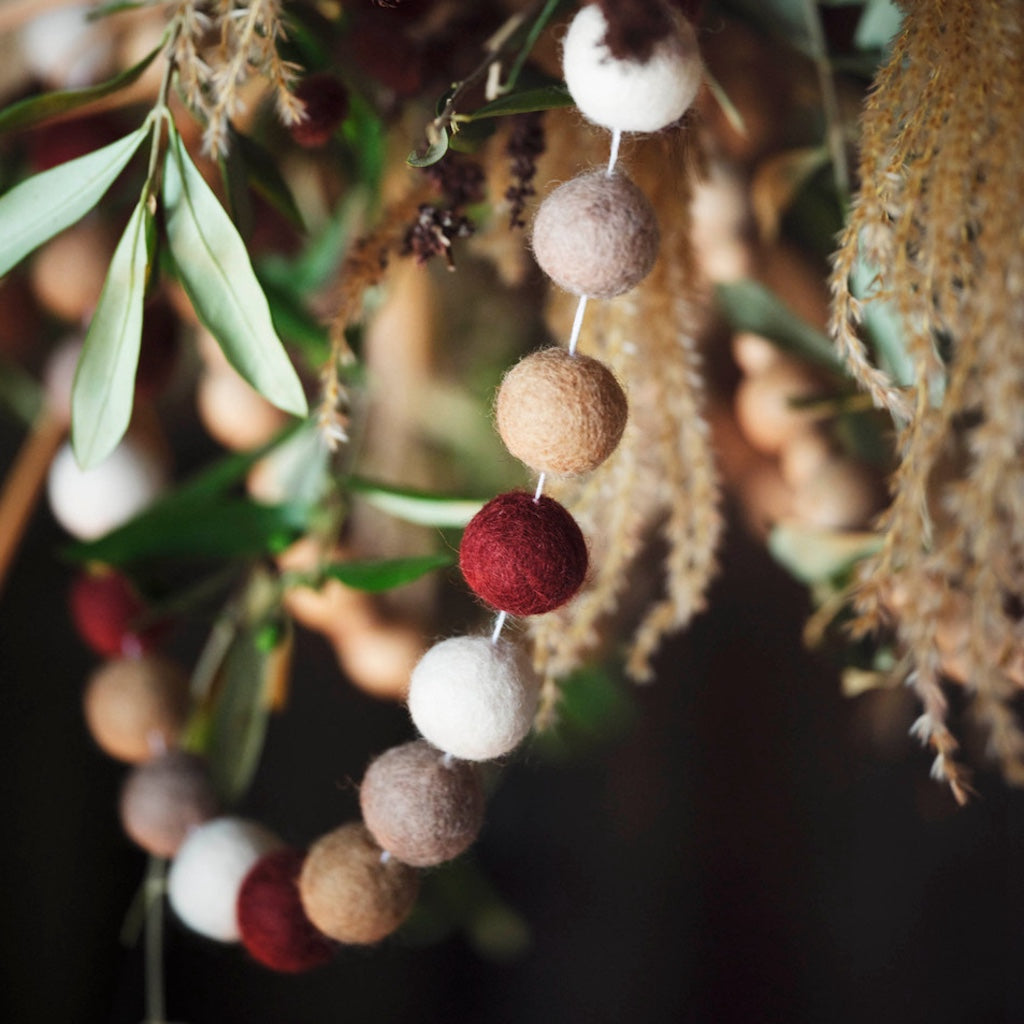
[4,413,1024,1024]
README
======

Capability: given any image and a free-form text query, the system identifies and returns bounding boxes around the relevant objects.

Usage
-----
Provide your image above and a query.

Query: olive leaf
[0,125,149,276]
[348,476,485,527]
[71,200,151,468]
[162,125,308,418]
[317,553,455,592]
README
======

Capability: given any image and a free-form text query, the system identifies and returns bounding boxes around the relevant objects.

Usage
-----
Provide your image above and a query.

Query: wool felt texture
[47,437,166,541]
[459,491,588,615]
[407,636,541,761]
[82,653,190,763]
[360,740,485,866]
[236,847,334,973]
[299,823,419,945]
[562,3,702,133]
[531,171,659,299]
[119,750,219,858]
[167,817,283,943]
[495,348,628,475]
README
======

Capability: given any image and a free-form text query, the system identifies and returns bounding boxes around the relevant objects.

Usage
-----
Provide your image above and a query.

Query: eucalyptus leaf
[71,201,150,468]
[317,553,454,592]
[407,127,449,168]
[0,126,149,276]
[162,126,307,417]
[463,84,573,122]
[715,280,843,374]
[348,476,485,527]
[0,47,160,135]
[855,0,904,51]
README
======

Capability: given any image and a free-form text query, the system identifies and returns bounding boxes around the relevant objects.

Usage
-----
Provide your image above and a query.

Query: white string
[490,610,508,643]
[441,751,455,768]
[567,295,588,356]
[379,849,392,865]
[533,472,547,501]
[607,128,622,175]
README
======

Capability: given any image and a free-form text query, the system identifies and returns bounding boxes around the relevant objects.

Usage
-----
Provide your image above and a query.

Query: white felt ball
[562,4,702,133]
[408,637,540,762]
[167,817,283,943]
[47,437,167,540]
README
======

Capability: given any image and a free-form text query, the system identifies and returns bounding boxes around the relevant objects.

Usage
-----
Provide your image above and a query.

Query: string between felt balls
[607,128,622,176]
[490,610,508,644]
[441,751,455,769]
[379,849,392,865]
[533,473,546,502]
[567,295,589,357]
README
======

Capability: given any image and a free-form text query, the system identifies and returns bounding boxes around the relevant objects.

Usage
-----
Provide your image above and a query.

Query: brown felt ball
[83,654,190,763]
[531,170,659,298]
[360,740,485,867]
[299,823,419,945]
[119,750,219,857]
[495,348,628,475]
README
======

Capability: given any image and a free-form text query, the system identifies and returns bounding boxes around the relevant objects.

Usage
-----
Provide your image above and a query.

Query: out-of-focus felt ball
[236,847,334,972]
[407,636,540,761]
[69,569,167,658]
[459,491,588,615]
[299,823,419,945]
[82,653,190,763]
[30,218,115,322]
[47,436,167,541]
[733,360,822,457]
[562,3,702,133]
[167,817,283,943]
[496,347,628,474]
[119,750,219,857]
[195,367,288,452]
[290,73,349,147]
[531,171,659,298]
[360,740,485,866]
[42,335,83,428]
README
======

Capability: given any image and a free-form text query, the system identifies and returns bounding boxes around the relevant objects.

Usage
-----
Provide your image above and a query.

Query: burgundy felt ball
[237,847,334,973]
[459,491,588,615]
[70,570,167,658]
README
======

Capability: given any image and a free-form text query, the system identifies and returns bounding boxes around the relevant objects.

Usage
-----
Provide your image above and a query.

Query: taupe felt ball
[495,348,628,475]
[360,740,485,867]
[120,750,219,857]
[531,170,659,298]
[83,654,190,763]
[299,823,419,944]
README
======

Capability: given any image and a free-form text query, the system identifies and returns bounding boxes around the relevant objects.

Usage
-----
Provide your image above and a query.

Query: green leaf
[462,83,573,122]
[71,201,150,468]
[348,476,485,527]
[162,126,308,418]
[317,553,454,592]
[64,498,311,565]
[502,0,571,92]
[855,0,904,51]
[768,523,882,584]
[407,127,449,168]
[233,129,305,231]
[715,280,844,374]
[0,356,43,425]
[0,125,149,276]
[0,47,161,135]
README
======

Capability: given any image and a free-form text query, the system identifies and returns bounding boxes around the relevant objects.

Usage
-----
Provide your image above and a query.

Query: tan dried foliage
[830,0,1024,799]
[514,112,721,717]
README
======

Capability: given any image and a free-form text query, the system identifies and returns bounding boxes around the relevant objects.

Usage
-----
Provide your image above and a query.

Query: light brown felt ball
[360,740,485,867]
[531,170,659,299]
[119,750,220,857]
[82,654,191,763]
[299,823,419,944]
[495,348,628,475]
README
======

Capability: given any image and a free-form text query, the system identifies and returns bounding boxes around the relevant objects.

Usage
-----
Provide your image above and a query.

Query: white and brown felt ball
[299,823,419,945]
[495,348,628,475]
[531,170,659,299]
[359,740,485,867]
[119,750,220,858]
[82,653,191,763]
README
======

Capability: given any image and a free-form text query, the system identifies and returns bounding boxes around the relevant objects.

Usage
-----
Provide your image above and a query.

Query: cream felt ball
[531,171,659,299]
[407,636,540,762]
[47,437,167,541]
[360,740,485,867]
[167,817,283,943]
[496,347,628,475]
[299,823,419,945]
[562,3,702,133]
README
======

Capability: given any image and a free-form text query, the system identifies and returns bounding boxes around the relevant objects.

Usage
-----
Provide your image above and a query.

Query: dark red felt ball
[290,73,349,148]
[69,570,167,658]
[237,847,334,973]
[459,491,588,615]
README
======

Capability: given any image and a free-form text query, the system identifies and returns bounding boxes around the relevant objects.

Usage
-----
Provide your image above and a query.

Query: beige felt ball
[30,218,115,322]
[82,654,190,763]
[119,750,220,857]
[196,367,287,452]
[495,348,628,475]
[531,171,659,299]
[299,823,419,945]
[360,741,485,867]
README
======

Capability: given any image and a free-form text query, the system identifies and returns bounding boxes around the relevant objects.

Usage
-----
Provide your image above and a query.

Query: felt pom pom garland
[72,0,705,977]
